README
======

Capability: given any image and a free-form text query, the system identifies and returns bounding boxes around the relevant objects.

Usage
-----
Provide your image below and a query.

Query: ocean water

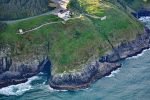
[0,18,150,100]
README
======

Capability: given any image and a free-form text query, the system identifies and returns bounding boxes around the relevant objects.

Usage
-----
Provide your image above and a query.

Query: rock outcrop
[49,27,150,90]
[100,27,150,63]
[0,49,51,89]
[50,62,121,90]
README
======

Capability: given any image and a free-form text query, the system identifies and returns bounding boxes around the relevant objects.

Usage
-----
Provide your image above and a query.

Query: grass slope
[0,0,144,74]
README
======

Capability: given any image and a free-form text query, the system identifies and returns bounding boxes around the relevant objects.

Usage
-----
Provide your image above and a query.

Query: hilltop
[0,0,149,89]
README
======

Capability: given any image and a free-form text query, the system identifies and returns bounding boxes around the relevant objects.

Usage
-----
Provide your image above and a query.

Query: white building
[18,29,23,34]
[58,10,71,21]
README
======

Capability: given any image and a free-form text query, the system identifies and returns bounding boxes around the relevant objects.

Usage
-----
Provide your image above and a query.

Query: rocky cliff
[0,0,150,90]
[0,45,51,88]
[50,61,121,90]
[50,27,150,90]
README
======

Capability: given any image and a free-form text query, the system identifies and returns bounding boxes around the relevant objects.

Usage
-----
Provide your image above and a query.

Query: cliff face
[0,46,51,88]
[50,28,150,90]
[0,0,52,20]
[50,61,121,90]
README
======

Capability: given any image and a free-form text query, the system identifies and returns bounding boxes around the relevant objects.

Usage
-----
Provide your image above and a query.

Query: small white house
[18,29,23,34]
[58,10,71,21]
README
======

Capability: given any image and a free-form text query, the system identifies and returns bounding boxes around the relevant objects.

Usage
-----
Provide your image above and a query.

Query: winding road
[2,9,101,35]
[84,13,102,19]
[17,15,82,34]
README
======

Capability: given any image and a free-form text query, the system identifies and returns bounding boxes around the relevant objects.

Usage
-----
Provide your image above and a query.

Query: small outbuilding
[18,29,23,34]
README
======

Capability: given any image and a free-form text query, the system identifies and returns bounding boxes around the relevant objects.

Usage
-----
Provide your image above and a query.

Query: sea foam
[106,68,120,78]
[139,16,150,28]
[139,16,150,22]
[0,76,40,96]
[48,86,68,92]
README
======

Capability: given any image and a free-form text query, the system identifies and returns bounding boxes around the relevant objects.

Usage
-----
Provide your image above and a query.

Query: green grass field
[0,0,144,74]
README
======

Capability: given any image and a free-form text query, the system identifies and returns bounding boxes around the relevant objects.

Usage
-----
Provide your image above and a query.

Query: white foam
[139,16,150,23]
[106,68,120,78]
[47,86,68,92]
[139,17,150,28]
[0,76,40,96]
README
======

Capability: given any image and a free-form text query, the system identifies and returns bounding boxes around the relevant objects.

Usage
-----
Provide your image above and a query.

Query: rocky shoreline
[0,9,150,90]
[48,7,150,90]
[0,27,150,90]
[50,62,121,90]
[49,27,150,90]
[0,56,51,89]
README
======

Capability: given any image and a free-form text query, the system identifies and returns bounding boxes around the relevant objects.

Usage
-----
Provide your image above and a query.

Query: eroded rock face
[0,46,51,88]
[0,0,51,20]
[100,27,150,63]
[49,27,150,90]
[49,61,121,90]
[0,56,51,88]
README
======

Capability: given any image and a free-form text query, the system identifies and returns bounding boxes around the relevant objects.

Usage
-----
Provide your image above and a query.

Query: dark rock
[0,71,22,81]
[0,71,28,88]
[0,57,12,74]
[49,62,121,90]
[101,27,150,63]
[0,55,51,89]
[0,78,27,89]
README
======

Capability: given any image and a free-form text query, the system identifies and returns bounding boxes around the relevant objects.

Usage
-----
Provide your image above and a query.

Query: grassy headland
[0,0,144,74]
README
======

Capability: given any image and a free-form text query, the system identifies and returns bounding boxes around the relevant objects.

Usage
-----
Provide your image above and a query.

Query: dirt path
[17,21,62,34]
[84,14,102,19]
[17,16,82,34]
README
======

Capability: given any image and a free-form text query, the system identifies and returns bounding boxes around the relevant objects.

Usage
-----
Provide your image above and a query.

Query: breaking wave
[0,76,42,96]
[139,16,150,28]
[106,68,120,78]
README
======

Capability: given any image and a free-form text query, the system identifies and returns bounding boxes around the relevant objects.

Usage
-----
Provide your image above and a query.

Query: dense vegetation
[0,0,53,20]
[117,0,150,11]
[0,0,144,74]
